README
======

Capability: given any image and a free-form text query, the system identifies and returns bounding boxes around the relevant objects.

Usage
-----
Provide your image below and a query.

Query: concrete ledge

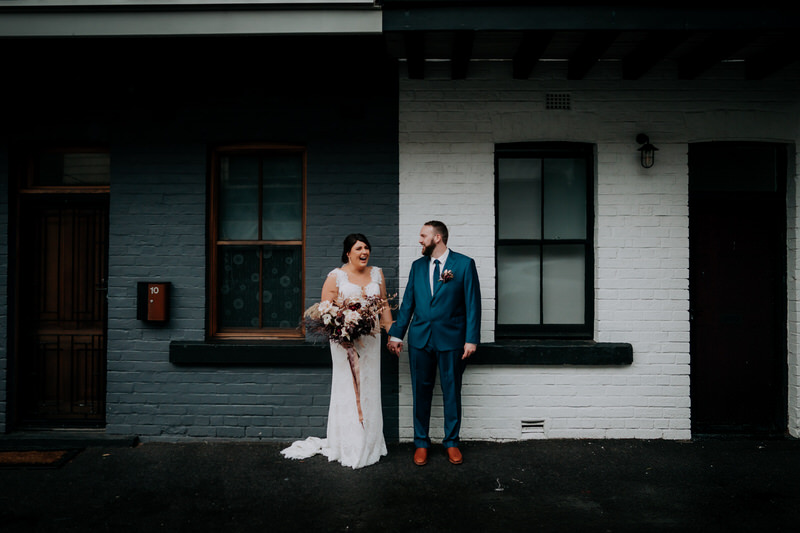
[170,340,331,366]
[473,341,633,366]
[170,339,633,366]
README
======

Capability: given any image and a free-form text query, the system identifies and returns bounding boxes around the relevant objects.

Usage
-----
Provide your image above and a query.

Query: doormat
[0,449,82,468]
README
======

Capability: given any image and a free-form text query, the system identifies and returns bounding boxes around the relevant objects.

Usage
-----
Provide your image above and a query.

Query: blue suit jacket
[389,250,481,351]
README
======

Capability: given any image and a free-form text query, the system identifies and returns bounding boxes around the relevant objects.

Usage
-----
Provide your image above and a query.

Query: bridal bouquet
[303,294,391,425]
[303,295,387,346]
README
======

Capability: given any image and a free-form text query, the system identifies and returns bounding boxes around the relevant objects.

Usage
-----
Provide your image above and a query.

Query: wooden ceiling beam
[622,31,691,80]
[568,30,619,80]
[451,30,474,80]
[745,35,800,80]
[513,30,554,80]
[678,31,761,80]
[404,31,426,79]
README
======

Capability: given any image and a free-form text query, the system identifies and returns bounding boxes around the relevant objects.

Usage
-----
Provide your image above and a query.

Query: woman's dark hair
[341,233,372,263]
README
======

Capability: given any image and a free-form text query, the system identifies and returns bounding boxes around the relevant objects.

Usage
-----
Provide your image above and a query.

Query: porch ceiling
[380,3,800,80]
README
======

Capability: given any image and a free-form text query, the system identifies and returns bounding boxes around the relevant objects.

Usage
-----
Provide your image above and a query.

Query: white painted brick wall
[397,61,800,441]
[789,149,800,439]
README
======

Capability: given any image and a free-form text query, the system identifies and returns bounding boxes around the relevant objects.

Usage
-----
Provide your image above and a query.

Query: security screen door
[15,151,109,427]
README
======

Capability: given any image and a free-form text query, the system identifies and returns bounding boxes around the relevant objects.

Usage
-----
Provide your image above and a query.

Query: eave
[0,1,382,37]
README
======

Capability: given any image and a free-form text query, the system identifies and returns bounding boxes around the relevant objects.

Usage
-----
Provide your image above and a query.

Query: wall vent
[545,93,571,110]
[520,419,547,439]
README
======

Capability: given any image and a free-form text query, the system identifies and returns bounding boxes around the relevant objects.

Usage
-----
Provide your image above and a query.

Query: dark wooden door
[689,143,786,436]
[16,196,109,426]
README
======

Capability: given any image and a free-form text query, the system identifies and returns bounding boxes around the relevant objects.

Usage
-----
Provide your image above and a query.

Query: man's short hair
[424,220,449,244]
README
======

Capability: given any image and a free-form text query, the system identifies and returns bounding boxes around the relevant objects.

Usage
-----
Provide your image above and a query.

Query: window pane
[262,155,303,240]
[498,158,541,239]
[36,152,110,186]
[220,156,259,240]
[544,158,586,239]
[261,246,302,328]
[497,245,540,325]
[219,246,261,328]
[542,245,585,324]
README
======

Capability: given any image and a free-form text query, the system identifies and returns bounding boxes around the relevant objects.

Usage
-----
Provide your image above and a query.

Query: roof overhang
[378,2,800,80]
[380,3,800,32]
[0,1,382,37]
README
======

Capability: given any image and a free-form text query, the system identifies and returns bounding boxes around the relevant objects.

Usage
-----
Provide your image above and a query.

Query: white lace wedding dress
[281,266,387,469]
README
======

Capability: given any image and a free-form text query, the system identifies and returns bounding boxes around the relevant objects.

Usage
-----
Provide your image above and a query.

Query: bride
[281,233,393,469]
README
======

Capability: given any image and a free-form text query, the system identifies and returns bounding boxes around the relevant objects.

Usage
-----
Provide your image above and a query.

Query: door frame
[8,147,110,429]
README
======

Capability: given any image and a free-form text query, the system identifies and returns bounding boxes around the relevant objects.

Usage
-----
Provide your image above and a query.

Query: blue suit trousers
[409,342,467,449]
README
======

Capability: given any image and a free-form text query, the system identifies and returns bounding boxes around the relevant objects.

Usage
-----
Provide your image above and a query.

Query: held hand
[387,339,403,357]
[462,343,477,360]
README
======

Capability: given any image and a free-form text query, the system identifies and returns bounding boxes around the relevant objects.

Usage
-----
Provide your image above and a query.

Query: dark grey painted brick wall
[2,35,399,441]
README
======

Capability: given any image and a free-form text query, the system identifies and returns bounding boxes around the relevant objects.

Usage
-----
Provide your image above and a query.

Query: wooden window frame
[494,142,594,340]
[208,143,307,340]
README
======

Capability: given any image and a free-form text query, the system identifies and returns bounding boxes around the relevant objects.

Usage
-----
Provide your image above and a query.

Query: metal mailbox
[137,282,170,322]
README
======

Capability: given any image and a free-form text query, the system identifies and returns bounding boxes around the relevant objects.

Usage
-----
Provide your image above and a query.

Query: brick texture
[101,78,399,440]
[105,133,398,440]
[2,50,799,442]
[0,38,399,440]
[396,60,800,441]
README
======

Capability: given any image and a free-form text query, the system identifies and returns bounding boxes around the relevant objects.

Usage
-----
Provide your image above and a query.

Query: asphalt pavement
[1,433,799,532]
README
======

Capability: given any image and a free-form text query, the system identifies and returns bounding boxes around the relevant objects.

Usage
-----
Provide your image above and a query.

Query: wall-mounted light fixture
[636,133,658,168]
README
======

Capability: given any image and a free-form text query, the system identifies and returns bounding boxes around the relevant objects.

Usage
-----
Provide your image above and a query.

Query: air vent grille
[545,93,571,110]
[521,419,547,439]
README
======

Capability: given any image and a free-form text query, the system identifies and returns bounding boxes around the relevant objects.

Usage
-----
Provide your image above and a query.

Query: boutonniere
[439,269,454,283]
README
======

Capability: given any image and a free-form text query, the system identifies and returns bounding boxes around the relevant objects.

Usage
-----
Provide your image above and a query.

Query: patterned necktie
[433,259,440,295]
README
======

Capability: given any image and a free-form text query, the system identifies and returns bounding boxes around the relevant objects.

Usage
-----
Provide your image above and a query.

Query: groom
[387,221,481,466]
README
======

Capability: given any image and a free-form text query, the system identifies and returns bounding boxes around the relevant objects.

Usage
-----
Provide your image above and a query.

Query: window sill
[170,339,632,366]
[472,340,632,365]
[169,340,331,366]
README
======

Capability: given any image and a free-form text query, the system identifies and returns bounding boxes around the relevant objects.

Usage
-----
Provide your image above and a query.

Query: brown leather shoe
[446,447,463,465]
[413,447,428,466]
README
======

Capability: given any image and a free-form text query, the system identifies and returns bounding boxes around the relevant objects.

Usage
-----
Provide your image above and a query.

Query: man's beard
[421,242,436,256]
